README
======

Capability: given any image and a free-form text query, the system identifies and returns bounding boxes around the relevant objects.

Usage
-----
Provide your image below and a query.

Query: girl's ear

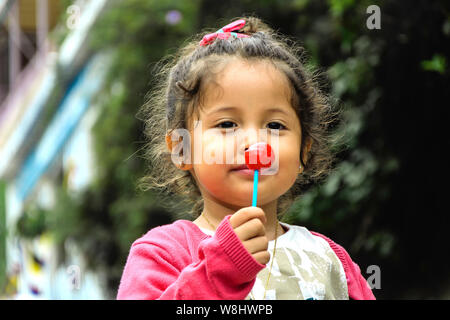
[165,132,173,152]
[165,132,193,171]
[298,137,313,174]
[301,136,313,166]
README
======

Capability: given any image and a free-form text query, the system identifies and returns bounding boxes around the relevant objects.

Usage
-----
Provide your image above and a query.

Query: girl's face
[186,58,303,209]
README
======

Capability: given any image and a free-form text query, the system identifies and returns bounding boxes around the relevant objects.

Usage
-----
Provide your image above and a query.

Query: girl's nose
[235,128,278,169]
[241,143,254,158]
[239,128,267,153]
[243,139,265,151]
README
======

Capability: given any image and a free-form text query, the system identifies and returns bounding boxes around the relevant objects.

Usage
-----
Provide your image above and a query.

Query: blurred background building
[0,0,109,299]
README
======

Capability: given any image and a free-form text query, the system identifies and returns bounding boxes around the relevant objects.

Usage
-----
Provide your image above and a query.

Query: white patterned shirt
[199,222,349,300]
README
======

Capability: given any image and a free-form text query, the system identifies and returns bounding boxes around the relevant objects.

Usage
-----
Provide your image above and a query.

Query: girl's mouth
[230,165,261,176]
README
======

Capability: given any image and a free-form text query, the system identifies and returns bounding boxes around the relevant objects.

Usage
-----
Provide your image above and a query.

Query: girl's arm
[116,216,266,300]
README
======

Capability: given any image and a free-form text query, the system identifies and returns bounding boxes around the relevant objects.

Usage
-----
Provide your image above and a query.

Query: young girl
[117,17,375,300]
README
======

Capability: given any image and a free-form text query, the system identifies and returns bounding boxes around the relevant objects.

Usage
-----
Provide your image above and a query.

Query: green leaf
[421,54,446,74]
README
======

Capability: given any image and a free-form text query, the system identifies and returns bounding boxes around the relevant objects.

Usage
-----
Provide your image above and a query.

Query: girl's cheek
[278,141,300,169]
[204,134,242,165]
[226,134,242,164]
[202,130,227,164]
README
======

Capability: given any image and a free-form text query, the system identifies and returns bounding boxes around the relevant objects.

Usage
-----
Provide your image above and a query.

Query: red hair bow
[199,19,250,46]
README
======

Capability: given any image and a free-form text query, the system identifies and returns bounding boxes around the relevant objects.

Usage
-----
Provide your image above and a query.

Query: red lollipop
[245,142,275,207]
[245,142,275,170]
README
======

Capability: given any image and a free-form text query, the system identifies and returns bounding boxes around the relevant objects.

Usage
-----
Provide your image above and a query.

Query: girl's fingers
[230,206,266,229]
[234,218,266,242]
[252,250,271,265]
[242,236,269,255]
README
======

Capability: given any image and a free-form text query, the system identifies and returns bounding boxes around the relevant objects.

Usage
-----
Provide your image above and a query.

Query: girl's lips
[230,165,254,176]
[232,168,254,176]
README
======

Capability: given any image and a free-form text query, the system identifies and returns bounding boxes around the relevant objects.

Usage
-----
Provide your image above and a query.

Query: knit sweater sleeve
[310,231,376,300]
[117,215,265,300]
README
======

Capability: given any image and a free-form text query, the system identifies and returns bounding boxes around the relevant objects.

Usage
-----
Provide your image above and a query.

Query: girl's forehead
[218,57,288,81]
[199,58,295,112]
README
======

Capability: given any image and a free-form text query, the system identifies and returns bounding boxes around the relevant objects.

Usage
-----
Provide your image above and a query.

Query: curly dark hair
[137,16,342,218]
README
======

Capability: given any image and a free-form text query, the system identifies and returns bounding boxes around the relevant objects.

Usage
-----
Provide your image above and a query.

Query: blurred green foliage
[421,54,447,74]
[17,0,450,299]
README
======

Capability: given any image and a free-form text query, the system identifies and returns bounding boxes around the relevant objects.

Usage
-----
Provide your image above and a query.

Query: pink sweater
[117,215,375,300]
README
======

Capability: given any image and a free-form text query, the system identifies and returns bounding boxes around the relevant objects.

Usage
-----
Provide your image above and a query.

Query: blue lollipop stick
[252,169,259,207]
[245,142,274,207]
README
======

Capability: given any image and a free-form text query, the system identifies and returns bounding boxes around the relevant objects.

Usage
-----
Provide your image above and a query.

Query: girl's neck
[194,193,282,241]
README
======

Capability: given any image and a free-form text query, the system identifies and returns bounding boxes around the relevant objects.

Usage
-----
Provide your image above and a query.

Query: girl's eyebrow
[206,106,240,115]
[207,106,290,116]
[264,107,290,116]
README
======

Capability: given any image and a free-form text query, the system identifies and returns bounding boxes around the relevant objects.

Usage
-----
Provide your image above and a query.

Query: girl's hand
[229,207,270,265]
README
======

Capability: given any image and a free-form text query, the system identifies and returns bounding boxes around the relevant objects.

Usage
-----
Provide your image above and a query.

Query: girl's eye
[267,122,286,130]
[216,121,237,129]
